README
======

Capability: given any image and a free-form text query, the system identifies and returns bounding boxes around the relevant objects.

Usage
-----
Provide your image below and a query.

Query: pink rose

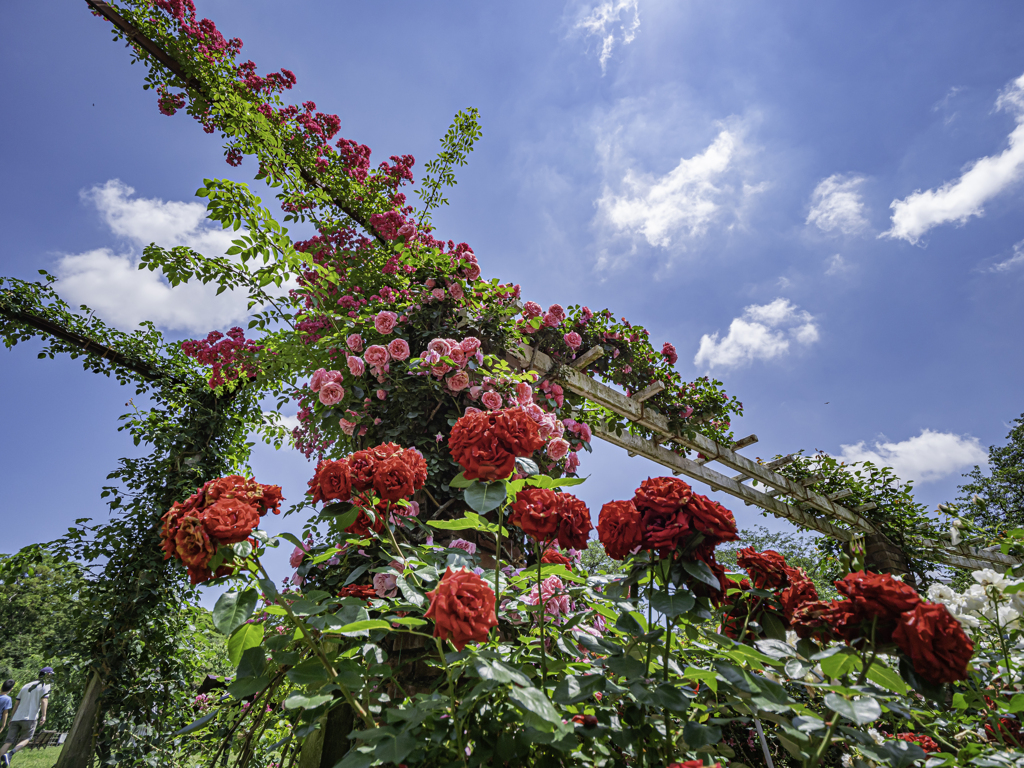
[548,304,565,320]
[289,545,307,568]
[427,338,453,357]
[447,371,470,392]
[465,263,481,281]
[448,282,465,300]
[376,389,387,400]
[449,538,477,555]
[309,368,329,392]
[543,313,561,328]
[474,351,483,365]
[680,406,694,419]
[346,334,364,353]
[374,311,398,335]
[563,332,582,351]
[425,278,436,288]
[516,382,534,404]
[431,363,453,378]
[537,417,556,439]
[524,403,544,422]
[448,347,467,367]
[460,337,482,355]
[387,338,410,361]
[339,418,356,435]
[464,406,482,416]
[523,301,542,319]
[365,345,390,368]
[481,391,503,410]
[373,572,398,598]
[422,349,441,365]
[547,438,570,461]
[565,452,580,474]
[468,386,482,401]
[550,384,564,408]
[347,356,365,376]
[431,287,446,301]
[578,423,592,442]
[319,382,345,406]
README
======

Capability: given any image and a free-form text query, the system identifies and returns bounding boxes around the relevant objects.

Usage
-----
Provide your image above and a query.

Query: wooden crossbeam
[633,380,666,403]
[730,434,758,451]
[513,343,1018,573]
[571,346,604,370]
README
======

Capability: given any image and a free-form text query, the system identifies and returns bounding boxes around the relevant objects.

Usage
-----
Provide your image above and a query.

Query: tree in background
[956,412,1024,537]
[717,525,840,600]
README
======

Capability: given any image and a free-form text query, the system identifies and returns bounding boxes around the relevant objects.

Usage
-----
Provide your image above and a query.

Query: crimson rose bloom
[403,448,428,488]
[828,571,921,644]
[494,408,546,456]
[640,504,690,558]
[892,602,974,683]
[597,500,643,560]
[541,549,573,568]
[790,599,834,642]
[510,488,562,541]
[160,500,195,560]
[345,508,385,537]
[891,733,939,753]
[308,459,352,503]
[372,455,417,502]
[202,497,262,545]
[556,493,593,551]
[669,761,723,768]
[449,412,509,481]
[258,484,284,514]
[425,567,498,651]
[633,476,692,515]
[368,442,402,462]
[339,584,377,601]
[737,548,791,591]
[779,567,820,622]
[174,515,215,572]
[687,494,739,545]
[348,450,378,492]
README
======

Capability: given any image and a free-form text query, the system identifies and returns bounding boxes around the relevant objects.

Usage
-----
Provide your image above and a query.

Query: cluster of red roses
[596,477,738,591]
[726,549,975,684]
[160,475,283,584]
[887,732,939,753]
[448,408,546,481]
[508,488,593,550]
[307,442,427,535]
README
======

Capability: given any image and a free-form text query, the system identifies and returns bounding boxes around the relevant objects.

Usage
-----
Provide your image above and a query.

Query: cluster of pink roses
[411,336,484,394]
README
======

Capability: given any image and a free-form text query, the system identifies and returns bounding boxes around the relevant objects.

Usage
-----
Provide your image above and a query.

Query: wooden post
[54,671,104,768]
[863,533,911,579]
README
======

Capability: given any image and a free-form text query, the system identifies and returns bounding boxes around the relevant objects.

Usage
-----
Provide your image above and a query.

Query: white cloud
[885,72,1024,244]
[56,180,257,333]
[986,239,1024,272]
[597,127,742,248]
[265,411,301,431]
[573,0,640,74]
[806,174,869,235]
[825,254,850,276]
[839,429,988,484]
[694,298,819,370]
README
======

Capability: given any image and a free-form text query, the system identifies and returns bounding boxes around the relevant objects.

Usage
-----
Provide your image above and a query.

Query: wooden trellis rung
[730,434,758,451]
[571,346,604,370]
[633,380,666,403]
[856,503,877,513]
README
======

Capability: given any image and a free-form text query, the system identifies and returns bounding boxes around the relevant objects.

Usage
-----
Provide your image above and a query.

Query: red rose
[893,602,974,683]
[373,455,417,502]
[494,408,546,456]
[790,599,834,642]
[640,504,691,558]
[204,474,262,504]
[186,563,233,585]
[669,761,723,768]
[425,567,498,651]
[571,714,599,727]
[339,584,377,601]
[509,488,562,542]
[541,549,573,568]
[985,717,1022,743]
[309,459,352,504]
[160,500,193,560]
[345,508,385,538]
[402,448,428,489]
[687,494,739,545]
[892,733,939,753]
[348,450,378,492]
[258,483,284,514]
[737,548,791,591]
[597,500,644,560]
[633,476,692,514]
[779,567,820,622]
[556,493,593,551]
[827,571,921,644]
[174,515,216,571]
[368,442,402,462]
[201,497,262,545]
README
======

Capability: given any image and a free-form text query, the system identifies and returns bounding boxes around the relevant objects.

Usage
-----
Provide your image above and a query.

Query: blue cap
[39,667,54,676]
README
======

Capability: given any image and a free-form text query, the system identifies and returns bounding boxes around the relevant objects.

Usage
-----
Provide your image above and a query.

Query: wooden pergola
[513,343,1015,574]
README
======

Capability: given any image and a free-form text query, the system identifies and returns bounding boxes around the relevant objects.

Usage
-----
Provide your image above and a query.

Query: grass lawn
[7,746,62,768]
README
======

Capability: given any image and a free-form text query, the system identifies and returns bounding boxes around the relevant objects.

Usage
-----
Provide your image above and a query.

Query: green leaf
[682,666,718,693]
[606,654,646,679]
[374,731,416,764]
[173,709,218,736]
[553,675,606,705]
[471,658,531,687]
[464,480,507,513]
[680,558,721,590]
[213,589,259,635]
[389,617,428,627]
[227,623,264,667]
[395,576,426,608]
[326,619,392,637]
[865,662,909,694]
[651,590,695,618]
[283,693,333,710]
[515,457,540,476]
[227,675,270,699]
[824,693,881,725]
[287,658,331,685]
[683,722,722,749]
[448,472,474,488]
[428,512,508,536]
[754,639,796,660]
[237,646,266,679]
[1007,693,1024,713]
[819,649,860,679]
[509,687,561,732]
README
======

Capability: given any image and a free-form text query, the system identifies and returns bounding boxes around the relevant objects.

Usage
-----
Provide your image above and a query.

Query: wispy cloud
[56,180,256,333]
[984,239,1024,272]
[884,72,1024,244]
[839,429,987,484]
[694,298,819,370]
[572,0,640,74]
[596,124,749,251]
[806,174,869,235]
[825,254,851,276]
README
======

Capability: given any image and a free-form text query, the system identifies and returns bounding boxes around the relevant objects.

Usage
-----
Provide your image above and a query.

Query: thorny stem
[435,637,469,767]
[537,537,548,685]
[494,503,505,623]
[645,563,655,676]
[808,717,836,767]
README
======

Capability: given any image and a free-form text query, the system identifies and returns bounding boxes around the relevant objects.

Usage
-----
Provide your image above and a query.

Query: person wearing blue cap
[0,668,53,766]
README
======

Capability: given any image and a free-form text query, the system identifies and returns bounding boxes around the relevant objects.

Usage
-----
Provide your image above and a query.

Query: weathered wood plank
[571,346,604,370]
[633,380,666,403]
[730,434,758,450]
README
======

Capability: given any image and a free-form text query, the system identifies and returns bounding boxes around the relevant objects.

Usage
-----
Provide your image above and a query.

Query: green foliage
[579,539,624,577]
[417,108,483,221]
[717,525,839,600]
[956,412,1024,539]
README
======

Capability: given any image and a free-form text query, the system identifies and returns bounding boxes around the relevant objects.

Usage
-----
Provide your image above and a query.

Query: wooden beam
[592,424,860,539]
[730,434,758,451]
[855,503,877,513]
[828,489,854,501]
[571,346,604,370]
[633,380,666,403]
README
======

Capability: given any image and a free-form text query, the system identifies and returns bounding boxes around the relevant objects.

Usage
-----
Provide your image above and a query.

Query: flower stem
[537,537,547,685]
[494,504,504,622]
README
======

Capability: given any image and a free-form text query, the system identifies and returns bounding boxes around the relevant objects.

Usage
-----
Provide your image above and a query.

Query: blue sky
[3,1,1023,589]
